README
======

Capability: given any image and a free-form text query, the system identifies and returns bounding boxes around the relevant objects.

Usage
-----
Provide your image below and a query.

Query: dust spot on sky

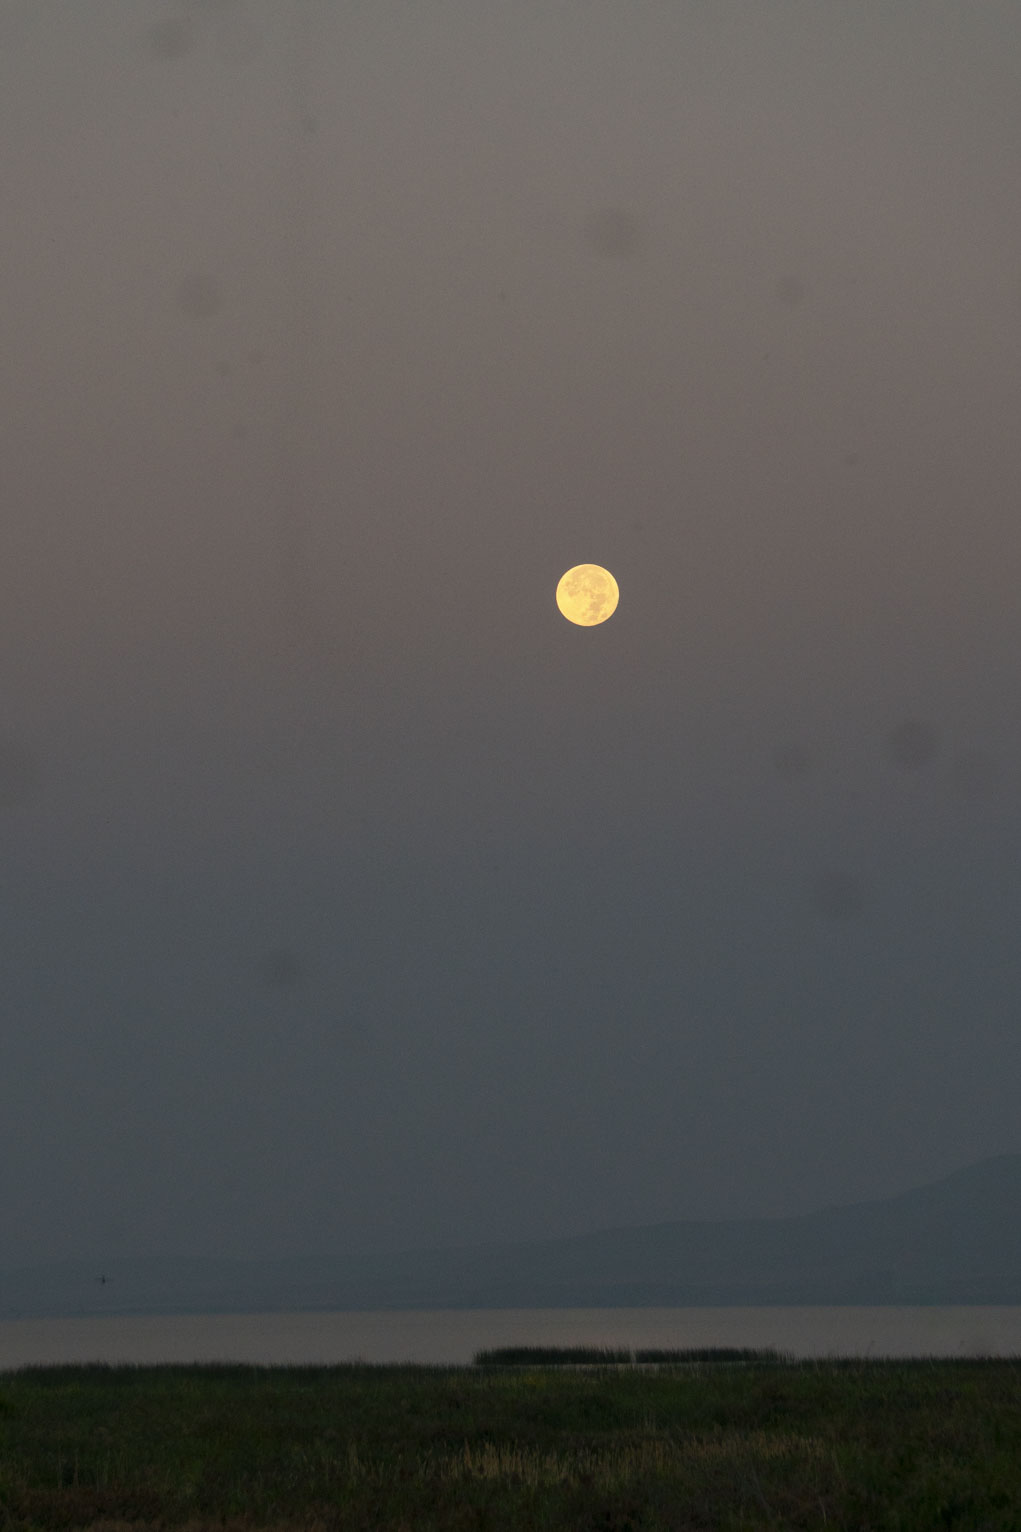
[811,871,863,921]
[300,113,319,136]
[145,17,196,60]
[215,359,232,377]
[776,275,808,306]
[773,742,814,779]
[952,750,999,798]
[215,16,261,64]
[231,422,249,440]
[0,739,42,809]
[246,348,265,366]
[261,949,302,988]
[885,719,939,769]
[176,271,223,319]
[843,451,860,467]
[582,209,645,259]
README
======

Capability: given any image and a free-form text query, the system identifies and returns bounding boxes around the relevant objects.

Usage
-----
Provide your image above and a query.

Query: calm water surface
[2,1308,1020,1369]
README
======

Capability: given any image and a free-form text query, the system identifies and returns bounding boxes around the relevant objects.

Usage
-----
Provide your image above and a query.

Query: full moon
[555,564,620,626]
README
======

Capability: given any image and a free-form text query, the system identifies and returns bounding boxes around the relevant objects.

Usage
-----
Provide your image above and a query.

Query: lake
[2,1307,1020,1369]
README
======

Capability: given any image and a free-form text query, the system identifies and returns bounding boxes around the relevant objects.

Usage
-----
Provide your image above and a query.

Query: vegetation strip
[473,1345,791,1365]
[0,1357,1018,1529]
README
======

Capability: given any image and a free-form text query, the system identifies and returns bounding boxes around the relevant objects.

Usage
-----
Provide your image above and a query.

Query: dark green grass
[0,1357,1019,1529]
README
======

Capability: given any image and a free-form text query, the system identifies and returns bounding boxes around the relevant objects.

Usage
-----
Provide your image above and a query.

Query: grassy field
[0,1355,1019,1530]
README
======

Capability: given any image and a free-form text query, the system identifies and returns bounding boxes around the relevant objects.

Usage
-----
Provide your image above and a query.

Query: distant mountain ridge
[2,1155,1019,1319]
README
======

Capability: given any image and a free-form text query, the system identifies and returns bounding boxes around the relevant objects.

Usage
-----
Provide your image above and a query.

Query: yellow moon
[555,564,619,626]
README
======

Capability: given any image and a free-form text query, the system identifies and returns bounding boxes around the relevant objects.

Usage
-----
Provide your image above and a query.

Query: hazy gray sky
[3,0,1021,1266]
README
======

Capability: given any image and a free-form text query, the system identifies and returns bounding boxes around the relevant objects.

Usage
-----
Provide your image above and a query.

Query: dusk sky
[3,0,1021,1269]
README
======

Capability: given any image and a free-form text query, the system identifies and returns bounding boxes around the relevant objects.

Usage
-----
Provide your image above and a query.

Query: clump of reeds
[472,1345,792,1366]
[473,1346,633,1366]
[634,1347,793,1363]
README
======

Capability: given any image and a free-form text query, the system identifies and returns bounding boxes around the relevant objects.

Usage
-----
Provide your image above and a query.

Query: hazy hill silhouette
[1,1156,1018,1318]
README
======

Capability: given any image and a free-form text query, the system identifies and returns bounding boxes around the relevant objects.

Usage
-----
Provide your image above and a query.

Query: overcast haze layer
[2,0,1020,1267]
